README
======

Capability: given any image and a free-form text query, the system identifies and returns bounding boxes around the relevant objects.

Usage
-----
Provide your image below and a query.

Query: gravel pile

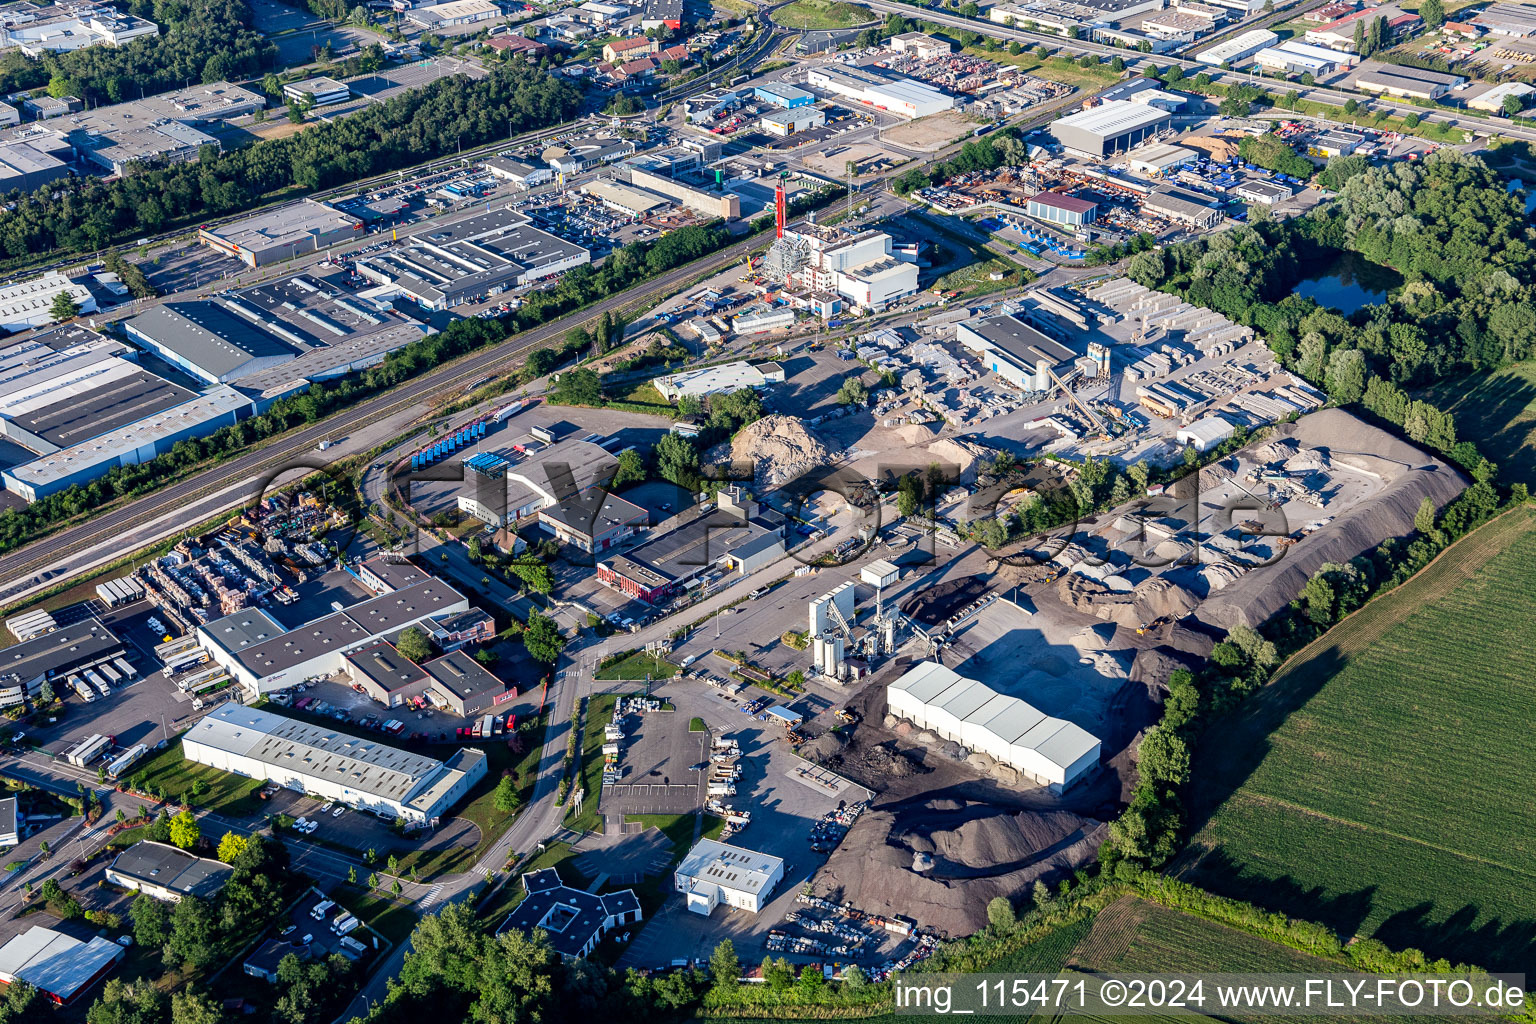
[815,798,1105,936]
[730,415,832,488]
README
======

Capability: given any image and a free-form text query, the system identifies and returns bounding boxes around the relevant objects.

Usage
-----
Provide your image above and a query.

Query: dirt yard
[881,110,982,153]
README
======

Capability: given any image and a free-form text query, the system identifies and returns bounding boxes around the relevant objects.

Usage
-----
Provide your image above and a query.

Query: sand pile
[801,731,848,763]
[815,799,1105,936]
[730,415,831,488]
[1131,576,1201,622]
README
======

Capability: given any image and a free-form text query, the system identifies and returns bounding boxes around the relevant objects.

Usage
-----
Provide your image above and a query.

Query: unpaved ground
[801,142,887,177]
[881,110,981,153]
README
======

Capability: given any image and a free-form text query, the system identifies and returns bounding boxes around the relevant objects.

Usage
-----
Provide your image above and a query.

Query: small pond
[1293,252,1403,315]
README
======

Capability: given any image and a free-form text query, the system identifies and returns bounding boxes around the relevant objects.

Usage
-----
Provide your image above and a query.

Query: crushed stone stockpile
[815,798,1105,937]
[730,414,832,488]
[1195,409,1468,633]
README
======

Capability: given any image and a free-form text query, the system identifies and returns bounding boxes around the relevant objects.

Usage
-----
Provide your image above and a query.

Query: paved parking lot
[615,681,871,970]
[602,705,707,815]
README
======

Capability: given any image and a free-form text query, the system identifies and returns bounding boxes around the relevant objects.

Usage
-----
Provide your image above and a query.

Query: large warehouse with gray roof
[181,703,486,823]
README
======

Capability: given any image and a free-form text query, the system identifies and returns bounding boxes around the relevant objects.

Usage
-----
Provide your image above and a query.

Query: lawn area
[1182,504,1536,975]
[771,0,871,28]
[689,717,706,732]
[566,694,618,834]
[1415,360,1536,485]
[340,889,418,946]
[131,739,265,816]
[595,651,681,680]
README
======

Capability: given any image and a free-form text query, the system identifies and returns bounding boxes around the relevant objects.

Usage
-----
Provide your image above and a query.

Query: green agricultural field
[771,0,871,28]
[1416,360,1536,484]
[1183,504,1536,975]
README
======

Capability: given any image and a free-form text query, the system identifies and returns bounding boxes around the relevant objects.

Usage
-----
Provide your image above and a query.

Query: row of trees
[0,61,580,262]
[0,0,274,104]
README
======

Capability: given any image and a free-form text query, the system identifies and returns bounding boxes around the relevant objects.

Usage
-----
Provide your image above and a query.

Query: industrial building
[1305,5,1418,49]
[456,438,619,527]
[37,81,264,175]
[887,661,1100,792]
[538,488,648,552]
[760,106,825,136]
[627,165,741,220]
[753,82,815,108]
[762,223,919,310]
[0,796,15,847]
[0,324,265,501]
[423,650,512,716]
[805,66,953,118]
[283,76,351,107]
[354,207,589,310]
[0,618,126,707]
[1469,79,1536,111]
[1127,142,1198,175]
[642,0,682,29]
[1177,414,1236,451]
[1145,184,1222,228]
[1307,128,1364,157]
[674,838,785,915]
[485,155,553,188]
[543,137,635,174]
[199,200,365,269]
[406,0,502,27]
[1142,9,1216,41]
[597,488,787,602]
[0,4,158,54]
[1050,101,1171,157]
[345,640,430,707]
[0,272,96,334]
[499,868,642,956]
[1194,27,1278,64]
[0,139,68,193]
[957,312,1078,391]
[652,359,785,400]
[195,570,476,695]
[105,841,233,902]
[888,31,954,57]
[181,703,487,823]
[1234,178,1293,205]
[0,926,124,1005]
[1025,190,1098,227]
[1254,44,1339,75]
[1354,64,1463,100]
[1474,1,1536,35]
[2,383,248,501]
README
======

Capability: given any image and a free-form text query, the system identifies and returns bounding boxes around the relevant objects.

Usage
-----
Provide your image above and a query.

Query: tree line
[0,0,275,105]
[0,61,580,262]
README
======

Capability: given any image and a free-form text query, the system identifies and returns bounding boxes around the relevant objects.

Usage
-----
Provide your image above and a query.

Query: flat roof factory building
[1194,28,1278,65]
[182,703,487,823]
[887,661,1101,792]
[354,207,590,310]
[805,66,953,118]
[283,76,350,107]
[752,83,814,108]
[1128,142,1198,175]
[105,841,233,902]
[0,926,124,1005]
[199,200,365,269]
[760,107,825,137]
[957,312,1078,391]
[1354,65,1463,100]
[0,618,125,708]
[196,577,473,695]
[0,272,97,334]
[653,359,785,400]
[1050,101,1171,158]
[674,838,785,914]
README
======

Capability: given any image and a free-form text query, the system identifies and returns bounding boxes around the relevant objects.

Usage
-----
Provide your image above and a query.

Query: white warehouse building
[805,66,953,118]
[181,703,487,824]
[886,661,1101,792]
[674,838,785,914]
[1194,28,1278,65]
